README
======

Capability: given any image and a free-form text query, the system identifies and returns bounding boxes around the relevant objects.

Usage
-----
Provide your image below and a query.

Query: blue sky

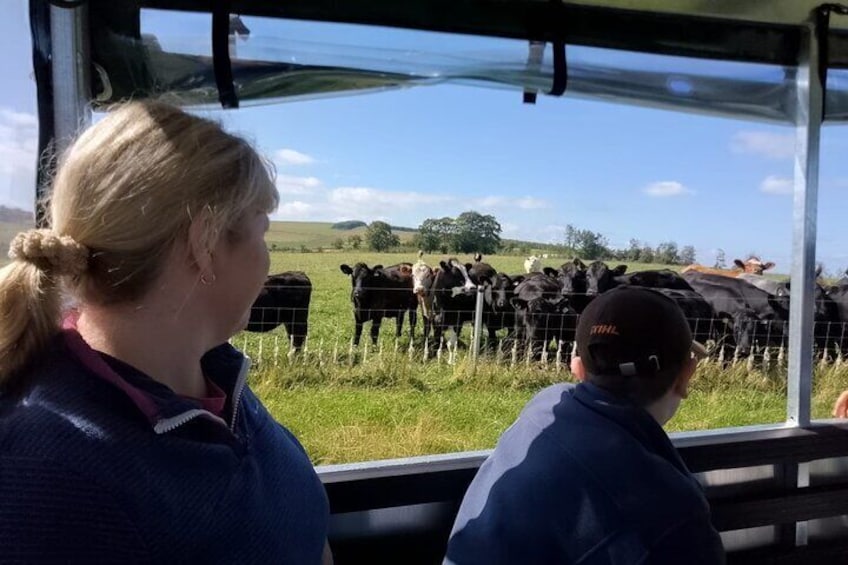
[3,2,848,275]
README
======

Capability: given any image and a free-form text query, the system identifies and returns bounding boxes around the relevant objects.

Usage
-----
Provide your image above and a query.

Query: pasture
[244,251,848,465]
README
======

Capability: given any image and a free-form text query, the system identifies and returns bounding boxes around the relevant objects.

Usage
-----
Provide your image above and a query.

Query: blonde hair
[0,100,278,387]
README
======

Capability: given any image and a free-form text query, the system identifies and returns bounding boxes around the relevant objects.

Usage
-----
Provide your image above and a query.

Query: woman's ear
[187,205,215,273]
[570,356,587,382]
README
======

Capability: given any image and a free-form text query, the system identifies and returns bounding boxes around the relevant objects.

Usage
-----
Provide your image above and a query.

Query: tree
[416,218,450,253]
[564,224,609,260]
[714,248,726,269]
[679,245,696,265]
[654,241,680,265]
[640,244,655,263]
[453,211,501,254]
[347,234,362,250]
[417,217,458,253]
[625,239,642,262]
[332,237,344,250]
[365,221,400,251]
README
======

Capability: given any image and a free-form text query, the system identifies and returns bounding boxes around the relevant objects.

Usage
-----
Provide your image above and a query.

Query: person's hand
[833,390,848,418]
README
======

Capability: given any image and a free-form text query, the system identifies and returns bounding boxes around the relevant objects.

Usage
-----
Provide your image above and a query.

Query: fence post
[472,285,485,370]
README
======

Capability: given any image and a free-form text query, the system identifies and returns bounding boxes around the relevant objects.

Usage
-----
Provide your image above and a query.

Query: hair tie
[8,229,90,277]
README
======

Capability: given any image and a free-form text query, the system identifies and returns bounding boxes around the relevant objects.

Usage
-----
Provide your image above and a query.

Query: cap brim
[691,341,707,360]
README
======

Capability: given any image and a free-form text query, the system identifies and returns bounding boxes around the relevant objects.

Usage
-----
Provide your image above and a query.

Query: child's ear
[570,356,587,382]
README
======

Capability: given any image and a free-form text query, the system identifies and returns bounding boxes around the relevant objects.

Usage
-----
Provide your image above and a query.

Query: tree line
[336,213,697,265]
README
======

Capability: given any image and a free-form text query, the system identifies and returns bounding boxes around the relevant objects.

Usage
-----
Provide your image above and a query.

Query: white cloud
[274,148,315,166]
[470,195,547,210]
[328,187,454,219]
[643,181,691,197]
[0,107,38,211]
[759,175,793,195]
[276,175,321,195]
[730,131,794,160]
[471,195,509,208]
[273,200,315,219]
[516,197,546,209]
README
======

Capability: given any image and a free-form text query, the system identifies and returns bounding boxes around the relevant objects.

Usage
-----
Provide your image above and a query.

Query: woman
[0,101,332,563]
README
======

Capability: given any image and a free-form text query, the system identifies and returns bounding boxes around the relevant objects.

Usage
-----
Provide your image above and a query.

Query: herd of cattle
[246,254,848,360]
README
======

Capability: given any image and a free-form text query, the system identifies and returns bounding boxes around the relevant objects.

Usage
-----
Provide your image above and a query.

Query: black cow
[510,273,579,357]
[617,269,693,291]
[429,258,479,349]
[482,273,524,346]
[543,258,590,312]
[651,287,720,347]
[682,271,789,356]
[585,260,628,296]
[246,271,312,351]
[339,262,418,346]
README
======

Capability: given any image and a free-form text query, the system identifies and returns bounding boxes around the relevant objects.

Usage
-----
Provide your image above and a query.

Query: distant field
[266,221,415,250]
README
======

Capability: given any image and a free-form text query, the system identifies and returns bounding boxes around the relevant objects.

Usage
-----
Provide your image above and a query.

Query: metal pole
[50,3,91,156]
[785,10,827,550]
[786,15,823,429]
[472,286,485,367]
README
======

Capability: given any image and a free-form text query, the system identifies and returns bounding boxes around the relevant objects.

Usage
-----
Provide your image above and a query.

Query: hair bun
[8,229,89,277]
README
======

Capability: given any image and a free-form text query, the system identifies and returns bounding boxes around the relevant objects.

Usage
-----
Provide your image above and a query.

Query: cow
[468,253,498,286]
[524,255,542,273]
[650,287,720,347]
[482,273,525,346]
[245,271,312,351]
[682,256,776,278]
[734,256,776,274]
[426,255,507,348]
[411,254,436,342]
[584,260,628,296]
[682,271,789,357]
[617,269,693,291]
[510,273,579,357]
[543,258,590,312]
[428,258,479,349]
[339,262,419,346]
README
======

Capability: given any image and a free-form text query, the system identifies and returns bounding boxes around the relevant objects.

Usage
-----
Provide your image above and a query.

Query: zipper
[153,408,228,434]
[229,357,251,432]
[151,356,249,436]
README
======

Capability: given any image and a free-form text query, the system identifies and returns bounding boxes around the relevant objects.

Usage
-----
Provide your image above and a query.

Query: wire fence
[244,283,848,372]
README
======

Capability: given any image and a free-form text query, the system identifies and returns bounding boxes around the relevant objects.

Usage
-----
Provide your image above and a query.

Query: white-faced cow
[524,255,542,273]
[682,256,776,278]
[246,271,312,351]
[339,262,418,346]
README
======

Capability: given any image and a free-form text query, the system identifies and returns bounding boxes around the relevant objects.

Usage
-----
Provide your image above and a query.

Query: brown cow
[681,256,775,278]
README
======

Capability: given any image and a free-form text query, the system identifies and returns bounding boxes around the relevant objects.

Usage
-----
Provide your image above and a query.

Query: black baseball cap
[576,286,706,378]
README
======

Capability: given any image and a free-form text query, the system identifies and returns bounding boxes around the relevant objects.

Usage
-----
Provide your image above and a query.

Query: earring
[200,272,217,285]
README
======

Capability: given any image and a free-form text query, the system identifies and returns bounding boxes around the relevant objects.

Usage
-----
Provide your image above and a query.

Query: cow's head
[556,259,588,295]
[411,260,433,296]
[485,273,522,311]
[585,261,627,296]
[734,256,775,275]
[339,262,383,302]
